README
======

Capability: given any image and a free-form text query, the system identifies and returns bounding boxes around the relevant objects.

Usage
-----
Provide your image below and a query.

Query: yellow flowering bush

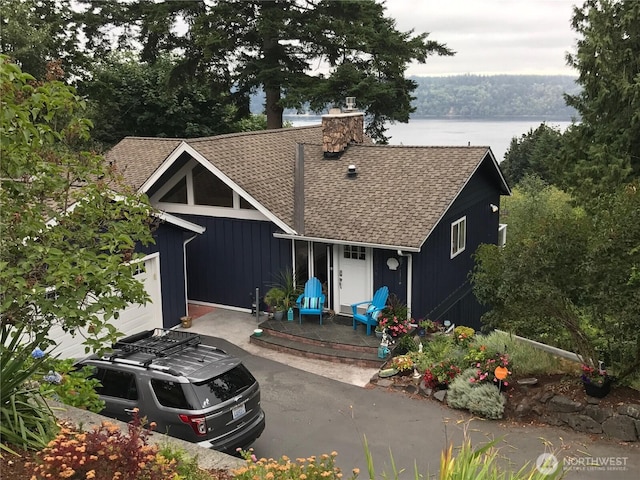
[29,410,179,480]
[233,449,359,480]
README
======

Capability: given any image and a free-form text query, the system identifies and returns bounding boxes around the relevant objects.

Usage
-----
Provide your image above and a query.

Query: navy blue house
[108,111,510,331]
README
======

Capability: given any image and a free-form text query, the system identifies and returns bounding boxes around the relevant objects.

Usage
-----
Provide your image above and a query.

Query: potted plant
[580,362,611,398]
[265,268,302,321]
[264,287,286,320]
[416,319,435,337]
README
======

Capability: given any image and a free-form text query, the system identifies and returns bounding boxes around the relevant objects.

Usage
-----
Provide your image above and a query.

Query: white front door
[336,245,372,315]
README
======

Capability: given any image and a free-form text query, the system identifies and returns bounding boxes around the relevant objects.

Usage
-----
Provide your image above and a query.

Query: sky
[383,0,579,76]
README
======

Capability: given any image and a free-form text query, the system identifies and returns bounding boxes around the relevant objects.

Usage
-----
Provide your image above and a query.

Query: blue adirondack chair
[351,286,389,335]
[296,277,325,324]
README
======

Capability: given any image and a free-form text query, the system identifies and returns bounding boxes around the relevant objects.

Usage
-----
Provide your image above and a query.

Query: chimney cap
[345,97,356,111]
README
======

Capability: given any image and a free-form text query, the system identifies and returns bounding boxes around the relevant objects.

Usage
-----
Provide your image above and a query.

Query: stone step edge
[258,326,379,355]
[250,334,384,369]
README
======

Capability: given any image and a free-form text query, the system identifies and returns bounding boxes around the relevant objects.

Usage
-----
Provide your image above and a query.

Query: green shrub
[447,368,478,410]
[394,333,418,355]
[467,383,505,420]
[423,333,456,364]
[1,326,57,453]
[39,358,104,413]
[158,442,211,480]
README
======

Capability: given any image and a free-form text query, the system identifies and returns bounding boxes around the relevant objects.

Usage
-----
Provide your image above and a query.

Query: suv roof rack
[111,329,201,360]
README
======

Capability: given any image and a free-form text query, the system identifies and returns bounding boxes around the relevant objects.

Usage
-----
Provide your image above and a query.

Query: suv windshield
[191,364,255,409]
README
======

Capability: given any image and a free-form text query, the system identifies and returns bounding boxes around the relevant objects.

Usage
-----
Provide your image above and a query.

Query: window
[193,164,233,207]
[451,216,466,258]
[191,365,255,407]
[344,245,366,260]
[94,368,138,400]
[160,176,187,204]
[498,223,507,248]
[151,379,192,409]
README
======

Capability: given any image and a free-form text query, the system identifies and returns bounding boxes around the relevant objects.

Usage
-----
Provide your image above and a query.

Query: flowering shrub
[423,360,462,389]
[581,363,607,386]
[377,316,410,337]
[233,449,358,479]
[470,353,511,387]
[38,358,105,413]
[29,410,179,480]
[391,354,414,372]
[453,326,475,347]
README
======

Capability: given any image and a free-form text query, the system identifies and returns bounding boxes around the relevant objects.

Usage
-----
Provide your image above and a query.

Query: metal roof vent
[345,97,356,111]
[347,164,357,178]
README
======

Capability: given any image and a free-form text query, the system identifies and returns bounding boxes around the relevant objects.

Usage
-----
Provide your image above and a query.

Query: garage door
[48,253,163,359]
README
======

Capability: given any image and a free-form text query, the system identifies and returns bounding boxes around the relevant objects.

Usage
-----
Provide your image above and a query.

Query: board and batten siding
[411,158,502,328]
[181,215,292,310]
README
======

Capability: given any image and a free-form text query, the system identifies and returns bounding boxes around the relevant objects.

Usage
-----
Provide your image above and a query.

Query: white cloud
[383,0,579,76]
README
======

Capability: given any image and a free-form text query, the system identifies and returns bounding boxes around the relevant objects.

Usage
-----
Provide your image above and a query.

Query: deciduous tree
[0,56,155,353]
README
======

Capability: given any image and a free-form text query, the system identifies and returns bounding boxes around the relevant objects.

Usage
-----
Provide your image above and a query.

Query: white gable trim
[139,142,295,234]
[155,211,205,234]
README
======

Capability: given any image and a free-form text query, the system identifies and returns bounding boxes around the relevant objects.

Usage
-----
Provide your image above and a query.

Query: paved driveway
[201,335,639,480]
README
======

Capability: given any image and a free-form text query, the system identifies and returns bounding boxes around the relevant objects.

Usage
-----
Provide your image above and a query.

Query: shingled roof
[107,125,506,250]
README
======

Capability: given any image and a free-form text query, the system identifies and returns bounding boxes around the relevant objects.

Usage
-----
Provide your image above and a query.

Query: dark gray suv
[78,329,265,453]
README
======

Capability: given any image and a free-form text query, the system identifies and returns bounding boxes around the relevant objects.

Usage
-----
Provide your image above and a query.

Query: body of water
[286,116,573,161]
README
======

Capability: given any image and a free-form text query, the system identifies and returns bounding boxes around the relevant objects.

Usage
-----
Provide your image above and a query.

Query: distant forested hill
[251,75,580,120]
[410,75,580,119]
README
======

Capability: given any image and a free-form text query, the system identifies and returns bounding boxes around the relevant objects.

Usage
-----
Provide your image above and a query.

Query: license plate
[232,403,246,420]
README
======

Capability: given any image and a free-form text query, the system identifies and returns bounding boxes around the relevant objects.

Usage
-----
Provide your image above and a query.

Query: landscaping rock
[584,404,614,423]
[564,413,603,434]
[602,415,638,442]
[617,404,640,419]
[635,420,640,439]
[376,378,394,388]
[540,414,564,427]
[533,390,555,404]
[433,390,447,402]
[514,397,534,417]
[548,395,583,413]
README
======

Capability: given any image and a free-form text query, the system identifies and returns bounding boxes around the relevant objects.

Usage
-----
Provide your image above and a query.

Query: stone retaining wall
[512,392,640,442]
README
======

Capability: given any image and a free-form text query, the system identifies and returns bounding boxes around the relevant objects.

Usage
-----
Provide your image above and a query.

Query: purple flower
[31,347,45,359]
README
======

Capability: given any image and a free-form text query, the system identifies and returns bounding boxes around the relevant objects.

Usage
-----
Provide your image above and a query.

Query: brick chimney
[322,110,364,158]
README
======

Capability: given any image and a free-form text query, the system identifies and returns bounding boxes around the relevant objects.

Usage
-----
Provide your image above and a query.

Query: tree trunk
[262,34,284,130]
[265,84,283,129]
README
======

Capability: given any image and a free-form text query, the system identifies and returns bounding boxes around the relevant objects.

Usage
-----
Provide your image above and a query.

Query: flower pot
[180,316,192,328]
[375,330,383,339]
[274,310,284,321]
[583,378,611,398]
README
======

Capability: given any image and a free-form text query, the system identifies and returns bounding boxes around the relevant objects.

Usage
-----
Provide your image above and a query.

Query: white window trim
[450,216,466,259]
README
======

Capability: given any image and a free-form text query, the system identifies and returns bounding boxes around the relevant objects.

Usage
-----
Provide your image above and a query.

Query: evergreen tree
[75,0,452,142]
[0,0,85,80]
[563,0,640,200]
[501,123,565,186]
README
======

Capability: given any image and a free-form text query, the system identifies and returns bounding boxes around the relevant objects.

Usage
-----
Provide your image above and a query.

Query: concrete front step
[250,331,384,369]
